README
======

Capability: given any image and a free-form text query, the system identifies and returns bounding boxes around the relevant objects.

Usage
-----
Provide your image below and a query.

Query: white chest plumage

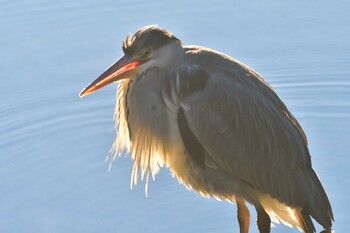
[114,66,247,201]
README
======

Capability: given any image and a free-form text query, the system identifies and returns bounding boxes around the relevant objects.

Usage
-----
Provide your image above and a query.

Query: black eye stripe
[122,25,182,56]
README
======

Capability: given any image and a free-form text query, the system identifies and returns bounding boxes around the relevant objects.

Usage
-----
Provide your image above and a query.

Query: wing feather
[177,46,333,228]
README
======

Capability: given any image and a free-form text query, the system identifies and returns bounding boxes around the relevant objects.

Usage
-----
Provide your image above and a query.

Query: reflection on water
[1,1,349,232]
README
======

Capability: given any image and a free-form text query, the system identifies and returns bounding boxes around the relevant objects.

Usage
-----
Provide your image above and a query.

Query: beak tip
[79,84,96,98]
[79,89,89,98]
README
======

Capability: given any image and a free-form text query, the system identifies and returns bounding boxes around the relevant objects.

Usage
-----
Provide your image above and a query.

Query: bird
[80,25,334,233]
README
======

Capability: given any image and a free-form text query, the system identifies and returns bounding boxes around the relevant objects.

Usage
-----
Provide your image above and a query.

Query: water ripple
[0,86,116,152]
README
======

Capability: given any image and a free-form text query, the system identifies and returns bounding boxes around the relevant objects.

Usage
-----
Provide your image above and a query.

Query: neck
[152,41,185,71]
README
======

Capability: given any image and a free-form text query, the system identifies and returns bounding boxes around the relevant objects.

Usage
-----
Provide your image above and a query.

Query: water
[1,1,349,232]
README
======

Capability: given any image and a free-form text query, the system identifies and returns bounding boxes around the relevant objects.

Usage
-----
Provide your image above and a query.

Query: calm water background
[1,1,349,232]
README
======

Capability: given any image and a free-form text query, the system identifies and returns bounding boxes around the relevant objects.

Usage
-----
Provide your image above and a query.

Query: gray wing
[174,46,333,227]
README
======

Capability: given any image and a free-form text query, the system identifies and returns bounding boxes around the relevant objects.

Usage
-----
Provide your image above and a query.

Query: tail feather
[257,168,333,232]
[259,192,333,233]
[309,170,334,230]
[295,209,316,233]
[259,194,310,231]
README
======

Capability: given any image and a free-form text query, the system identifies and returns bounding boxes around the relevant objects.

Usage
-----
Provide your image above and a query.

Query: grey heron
[80,25,334,233]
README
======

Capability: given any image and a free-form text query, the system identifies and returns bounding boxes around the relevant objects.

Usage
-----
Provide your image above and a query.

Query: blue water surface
[1,1,349,232]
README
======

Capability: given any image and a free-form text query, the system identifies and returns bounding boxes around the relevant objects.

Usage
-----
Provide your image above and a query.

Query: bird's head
[80,25,184,97]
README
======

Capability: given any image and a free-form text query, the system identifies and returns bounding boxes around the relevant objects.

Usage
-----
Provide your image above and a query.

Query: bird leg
[255,207,271,233]
[236,197,250,233]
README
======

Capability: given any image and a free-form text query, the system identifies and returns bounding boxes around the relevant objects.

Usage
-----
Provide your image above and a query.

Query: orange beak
[79,55,148,97]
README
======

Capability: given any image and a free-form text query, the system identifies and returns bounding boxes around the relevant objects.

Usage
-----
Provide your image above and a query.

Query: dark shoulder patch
[171,65,209,98]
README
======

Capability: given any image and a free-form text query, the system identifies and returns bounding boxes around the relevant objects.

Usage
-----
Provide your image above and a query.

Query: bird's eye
[143,50,150,57]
